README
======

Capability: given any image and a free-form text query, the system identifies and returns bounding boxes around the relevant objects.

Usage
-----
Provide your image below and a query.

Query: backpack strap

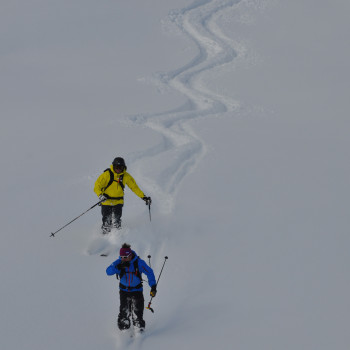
[117,257,142,282]
[119,282,143,290]
[103,168,114,192]
[102,169,124,200]
[133,257,142,280]
[118,174,125,191]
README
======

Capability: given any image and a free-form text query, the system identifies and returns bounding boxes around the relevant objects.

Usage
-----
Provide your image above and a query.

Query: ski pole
[148,255,151,268]
[148,199,152,222]
[50,200,104,237]
[146,256,168,313]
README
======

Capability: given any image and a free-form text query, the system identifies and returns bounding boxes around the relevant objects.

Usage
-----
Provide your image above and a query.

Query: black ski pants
[101,204,123,232]
[118,290,145,330]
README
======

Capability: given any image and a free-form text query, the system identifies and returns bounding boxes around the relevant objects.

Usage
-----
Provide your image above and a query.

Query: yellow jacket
[94,165,145,206]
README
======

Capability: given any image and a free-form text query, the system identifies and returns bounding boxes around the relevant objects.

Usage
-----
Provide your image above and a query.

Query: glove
[116,263,124,271]
[150,284,157,297]
[116,261,130,270]
[143,196,152,205]
[99,194,107,202]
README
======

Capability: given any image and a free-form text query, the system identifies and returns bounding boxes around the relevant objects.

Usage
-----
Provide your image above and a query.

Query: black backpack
[102,168,124,200]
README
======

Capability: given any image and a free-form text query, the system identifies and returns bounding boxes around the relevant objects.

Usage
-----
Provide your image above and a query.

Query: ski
[120,328,144,339]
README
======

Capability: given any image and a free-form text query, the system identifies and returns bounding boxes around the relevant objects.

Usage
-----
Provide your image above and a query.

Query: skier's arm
[139,260,156,287]
[124,173,145,198]
[106,260,123,276]
[94,172,109,197]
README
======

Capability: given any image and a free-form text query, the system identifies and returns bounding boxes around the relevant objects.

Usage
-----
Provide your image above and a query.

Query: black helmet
[112,157,126,168]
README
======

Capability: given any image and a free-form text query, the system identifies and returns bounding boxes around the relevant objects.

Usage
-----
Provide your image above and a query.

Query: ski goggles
[114,165,124,171]
[120,253,131,259]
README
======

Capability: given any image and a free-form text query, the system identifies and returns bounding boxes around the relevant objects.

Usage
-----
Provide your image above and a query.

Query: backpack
[102,168,124,200]
[117,257,143,290]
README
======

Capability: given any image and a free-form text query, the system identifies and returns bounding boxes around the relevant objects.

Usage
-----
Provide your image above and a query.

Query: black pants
[118,290,145,330]
[101,204,123,232]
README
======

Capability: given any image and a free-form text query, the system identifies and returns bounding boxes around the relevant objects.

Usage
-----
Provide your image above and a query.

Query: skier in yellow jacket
[94,157,151,233]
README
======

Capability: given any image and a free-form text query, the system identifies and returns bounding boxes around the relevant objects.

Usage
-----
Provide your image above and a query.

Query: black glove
[150,284,157,297]
[143,196,152,205]
[116,263,124,271]
[116,261,130,270]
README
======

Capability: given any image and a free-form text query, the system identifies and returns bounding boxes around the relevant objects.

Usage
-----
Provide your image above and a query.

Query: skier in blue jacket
[106,243,157,331]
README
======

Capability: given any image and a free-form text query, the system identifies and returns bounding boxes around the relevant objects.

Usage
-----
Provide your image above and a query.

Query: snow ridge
[127,0,241,213]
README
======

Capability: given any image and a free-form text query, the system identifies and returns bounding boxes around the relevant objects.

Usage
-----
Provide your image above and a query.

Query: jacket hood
[130,250,138,262]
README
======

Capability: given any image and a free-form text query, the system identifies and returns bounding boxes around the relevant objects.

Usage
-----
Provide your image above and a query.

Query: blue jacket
[106,251,156,292]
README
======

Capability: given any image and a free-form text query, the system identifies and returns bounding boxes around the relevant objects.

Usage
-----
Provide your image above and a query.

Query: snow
[1,0,350,349]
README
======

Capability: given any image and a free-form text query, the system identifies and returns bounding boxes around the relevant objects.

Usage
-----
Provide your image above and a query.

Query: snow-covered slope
[1,1,350,349]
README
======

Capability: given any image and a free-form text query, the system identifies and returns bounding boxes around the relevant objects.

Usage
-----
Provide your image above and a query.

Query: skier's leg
[101,205,112,234]
[111,204,123,229]
[118,290,131,330]
[131,292,145,329]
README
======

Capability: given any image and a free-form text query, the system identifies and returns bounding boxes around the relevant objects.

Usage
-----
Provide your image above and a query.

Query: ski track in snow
[125,0,241,213]
[86,0,242,261]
